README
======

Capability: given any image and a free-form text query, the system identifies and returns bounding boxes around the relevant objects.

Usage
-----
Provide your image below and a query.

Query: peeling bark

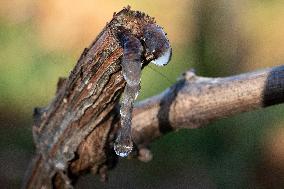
[23,7,157,189]
[22,7,284,189]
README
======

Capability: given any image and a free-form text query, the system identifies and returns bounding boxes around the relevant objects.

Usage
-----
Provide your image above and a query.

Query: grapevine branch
[132,66,284,154]
[22,7,284,189]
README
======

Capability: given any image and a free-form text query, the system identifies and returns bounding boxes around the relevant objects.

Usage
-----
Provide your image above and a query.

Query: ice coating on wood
[143,24,172,66]
[114,34,142,157]
[152,47,172,66]
[120,33,143,86]
[114,23,171,157]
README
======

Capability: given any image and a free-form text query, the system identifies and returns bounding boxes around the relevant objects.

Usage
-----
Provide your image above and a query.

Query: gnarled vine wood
[23,7,284,189]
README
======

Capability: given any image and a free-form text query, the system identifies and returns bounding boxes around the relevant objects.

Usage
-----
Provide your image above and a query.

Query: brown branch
[22,7,156,189]
[132,66,284,151]
[22,6,284,189]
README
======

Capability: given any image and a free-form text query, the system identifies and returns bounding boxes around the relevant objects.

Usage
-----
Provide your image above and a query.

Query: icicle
[114,34,142,157]
[114,24,172,157]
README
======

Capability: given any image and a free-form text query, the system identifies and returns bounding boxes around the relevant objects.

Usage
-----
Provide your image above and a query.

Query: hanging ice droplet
[114,23,171,157]
[152,47,172,66]
[114,115,133,157]
[114,33,142,157]
[114,127,133,157]
[143,24,172,66]
[114,141,133,157]
[114,85,136,157]
[114,84,139,157]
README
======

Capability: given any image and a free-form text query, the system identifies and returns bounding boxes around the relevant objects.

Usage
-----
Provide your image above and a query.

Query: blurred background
[1,0,284,188]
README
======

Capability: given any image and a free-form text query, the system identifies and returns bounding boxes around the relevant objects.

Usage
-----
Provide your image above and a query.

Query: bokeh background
[1,0,284,188]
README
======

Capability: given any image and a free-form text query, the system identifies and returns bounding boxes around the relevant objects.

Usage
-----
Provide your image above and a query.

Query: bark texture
[22,7,284,189]
[132,66,284,150]
[23,7,156,189]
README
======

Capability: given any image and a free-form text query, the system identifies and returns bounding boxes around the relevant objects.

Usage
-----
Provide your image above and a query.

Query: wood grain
[23,7,156,189]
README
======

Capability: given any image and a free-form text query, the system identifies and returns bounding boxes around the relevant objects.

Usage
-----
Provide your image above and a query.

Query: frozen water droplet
[115,32,144,157]
[142,24,172,66]
[152,47,172,66]
[114,136,133,157]
[114,121,133,157]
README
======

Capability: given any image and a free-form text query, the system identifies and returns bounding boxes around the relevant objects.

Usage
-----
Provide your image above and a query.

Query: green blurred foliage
[0,21,75,115]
